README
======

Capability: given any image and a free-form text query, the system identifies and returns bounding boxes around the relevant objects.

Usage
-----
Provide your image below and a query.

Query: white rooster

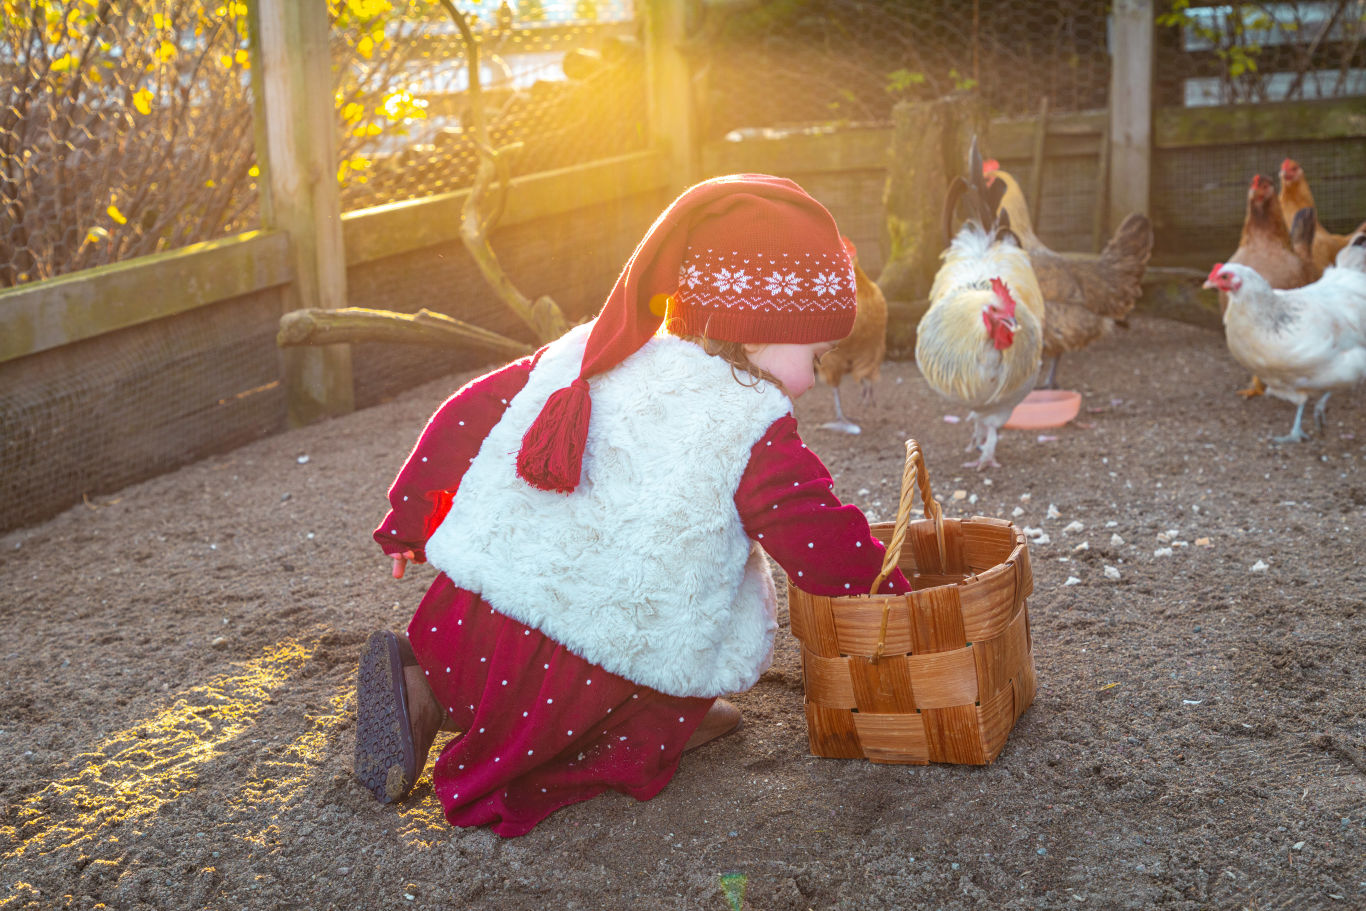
[916,139,1045,469]
[1203,232,1366,442]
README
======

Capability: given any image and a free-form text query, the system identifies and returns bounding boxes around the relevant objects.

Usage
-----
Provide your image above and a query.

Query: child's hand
[391,550,416,580]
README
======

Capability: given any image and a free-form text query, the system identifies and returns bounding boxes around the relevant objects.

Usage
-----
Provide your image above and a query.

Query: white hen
[1203,233,1366,442]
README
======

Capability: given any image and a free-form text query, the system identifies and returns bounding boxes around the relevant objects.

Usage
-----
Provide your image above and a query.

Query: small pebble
[1154,547,1173,557]
[296,455,310,465]
[1037,847,1047,855]
[1195,537,1211,547]
[1103,565,1121,581]
[1251,559,1269,572]
[1047,504,1060,519]
[1063,521,1084,533]
[1073,542,1090,552]
[1064,576,1081,586]
[1110,533,1125,546]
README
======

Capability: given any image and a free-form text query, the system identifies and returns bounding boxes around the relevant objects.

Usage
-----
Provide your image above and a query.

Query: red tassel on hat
[516,377,592,493]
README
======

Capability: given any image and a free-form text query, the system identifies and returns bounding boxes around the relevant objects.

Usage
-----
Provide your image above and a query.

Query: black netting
[0,1,259,288]
[334,0,647,210]
[0,292,285,532]
[700,0,1112,139]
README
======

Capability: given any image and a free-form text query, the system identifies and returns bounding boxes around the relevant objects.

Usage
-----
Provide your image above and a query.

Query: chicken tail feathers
[1099,212,1154,281]
[942,136,1009,244]
[1290,206,1318,263]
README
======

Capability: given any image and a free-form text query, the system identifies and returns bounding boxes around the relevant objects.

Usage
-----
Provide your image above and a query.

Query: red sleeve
[373,354,536,561]
[735,415,911,596]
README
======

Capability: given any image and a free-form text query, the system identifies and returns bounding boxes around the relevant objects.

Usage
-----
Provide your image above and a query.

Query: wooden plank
[701,127,892,178]
[1108,0,1154,226]
[341,151,671,267]
[1153,97,1366,148]
[0,231,291,363]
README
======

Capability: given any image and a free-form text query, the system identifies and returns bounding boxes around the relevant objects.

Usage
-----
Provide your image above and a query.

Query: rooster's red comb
[983,158,1000,176]
[1206,263,1225,284]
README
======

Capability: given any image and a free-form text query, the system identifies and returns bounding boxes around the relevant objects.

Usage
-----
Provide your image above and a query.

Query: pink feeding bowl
[1004,389,1082,430]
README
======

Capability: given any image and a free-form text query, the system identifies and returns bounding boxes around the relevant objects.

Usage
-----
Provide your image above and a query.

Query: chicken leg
[1274,399,1311,444]
[820,386,862,435]
[1313,391,1332,430]
[963,416,1001,470]
[1039,355,1061,390]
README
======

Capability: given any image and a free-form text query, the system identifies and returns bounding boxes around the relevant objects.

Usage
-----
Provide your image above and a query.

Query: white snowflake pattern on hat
[679,263,702,288]
[765,271,802,296]
[712,267,750,293]
[812,271,842,295]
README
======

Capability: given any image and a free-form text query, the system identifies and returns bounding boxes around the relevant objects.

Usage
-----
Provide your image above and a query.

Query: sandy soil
[2,313,1364,910]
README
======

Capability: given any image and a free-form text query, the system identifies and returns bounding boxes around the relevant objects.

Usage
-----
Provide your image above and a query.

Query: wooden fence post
[643,0,696,186]
[1108,0,1153,227]
[251,0,353,426]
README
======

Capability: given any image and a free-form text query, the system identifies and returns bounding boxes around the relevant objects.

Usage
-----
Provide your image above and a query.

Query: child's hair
[660,308,783,392]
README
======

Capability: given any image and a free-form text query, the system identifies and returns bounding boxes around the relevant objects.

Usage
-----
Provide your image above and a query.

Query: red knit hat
[517,173,857,493]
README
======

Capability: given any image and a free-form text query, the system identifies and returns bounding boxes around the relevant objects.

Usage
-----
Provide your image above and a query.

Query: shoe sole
[353,630,417,804]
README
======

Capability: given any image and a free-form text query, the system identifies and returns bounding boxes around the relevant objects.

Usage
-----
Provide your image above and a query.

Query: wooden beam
[1108,0,1153,227]
[0,231,290,363]
[254,0,353,426]
[341,151,671,267]
[701,127,891,178]
[1154,96,1366,148]
[643,0,695,186]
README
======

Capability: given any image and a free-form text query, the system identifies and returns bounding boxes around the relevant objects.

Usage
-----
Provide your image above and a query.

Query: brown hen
[816,237,886,435]
[1278,159,1352,272]
[984,163,1152,389]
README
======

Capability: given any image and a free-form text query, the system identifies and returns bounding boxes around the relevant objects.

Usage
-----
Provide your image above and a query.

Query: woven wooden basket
[788,440,1036,765]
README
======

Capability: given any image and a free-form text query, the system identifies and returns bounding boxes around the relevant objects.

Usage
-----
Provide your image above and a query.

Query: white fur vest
[424,322,795,698]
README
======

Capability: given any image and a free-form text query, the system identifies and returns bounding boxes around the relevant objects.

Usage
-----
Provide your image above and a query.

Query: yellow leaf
[341,102,365,124]
[357,34,374,59]
[50,54,74,73]
[157,40,177,62]
[234,48,248,66]
[205,179,217,188]
[107,204,127,225]
[153,13,169,29]
[219,53,232,68]
[248,165,260,178]
[132,88,153,115]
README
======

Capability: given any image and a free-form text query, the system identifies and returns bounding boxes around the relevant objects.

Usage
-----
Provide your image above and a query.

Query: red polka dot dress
[375,355,908,837]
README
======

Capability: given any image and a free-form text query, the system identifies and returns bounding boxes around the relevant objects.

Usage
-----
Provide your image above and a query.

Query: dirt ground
[2,313,1364,910]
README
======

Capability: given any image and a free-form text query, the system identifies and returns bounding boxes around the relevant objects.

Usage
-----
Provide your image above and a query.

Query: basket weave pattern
[788,441,1036,765]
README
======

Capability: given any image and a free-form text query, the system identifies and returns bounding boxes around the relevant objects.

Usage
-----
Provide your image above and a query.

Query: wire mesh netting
[332,0,647,211]
[1154,0,1366,108]
[0,1,260,288]
[1152,0,1366,258]
[698,0,1113,139]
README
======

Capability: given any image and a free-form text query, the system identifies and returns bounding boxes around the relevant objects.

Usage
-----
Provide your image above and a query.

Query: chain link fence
[0,1,259,287]
[699,0,1113,139]
[333,0,645,211]
[1151,1,1366,258]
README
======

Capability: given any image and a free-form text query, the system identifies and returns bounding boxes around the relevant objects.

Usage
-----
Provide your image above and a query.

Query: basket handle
[870,439,946,662]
